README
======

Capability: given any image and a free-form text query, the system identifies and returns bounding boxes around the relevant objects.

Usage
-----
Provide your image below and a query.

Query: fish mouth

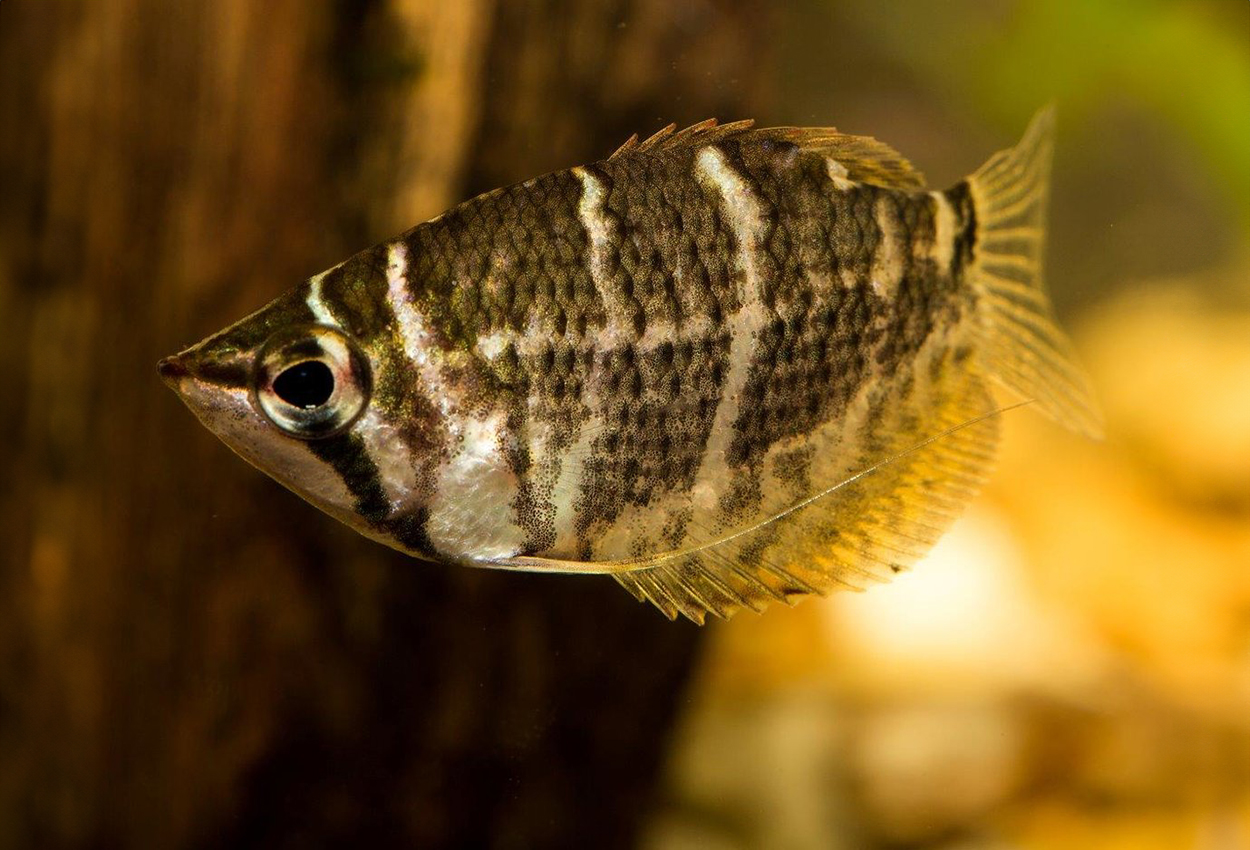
[158,348,254,394]
[157,354,188,389]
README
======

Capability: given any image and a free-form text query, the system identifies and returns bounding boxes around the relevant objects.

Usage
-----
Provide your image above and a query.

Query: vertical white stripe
[573,166,632,346]
[929,190,957,272]
[870,196,904,297]
[825,157,855,191]
[385,241,457,418]
[573,166,608,279]
[306,271,341,326]
[826,160,863,291]
[549,410,599,556]
[382,239,526,559]
[688,145,769,518]
[355,407,420,512]
[559,166,615,555]
[424,410,527,561]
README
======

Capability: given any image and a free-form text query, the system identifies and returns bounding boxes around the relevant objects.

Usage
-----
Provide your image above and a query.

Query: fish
[159,107,1101,623]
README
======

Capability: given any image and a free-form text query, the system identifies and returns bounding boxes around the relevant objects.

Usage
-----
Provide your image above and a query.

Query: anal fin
[611,366,1002,622]
[494,360,1004,624]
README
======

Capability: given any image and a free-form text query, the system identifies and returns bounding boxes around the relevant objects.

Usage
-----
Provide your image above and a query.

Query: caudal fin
[963,106,1103,438]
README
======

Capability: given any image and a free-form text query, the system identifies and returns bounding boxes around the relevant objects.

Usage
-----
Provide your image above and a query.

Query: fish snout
[157,355,189,388]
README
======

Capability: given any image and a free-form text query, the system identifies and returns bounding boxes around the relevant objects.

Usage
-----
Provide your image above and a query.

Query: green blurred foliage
[834,0,1250,231]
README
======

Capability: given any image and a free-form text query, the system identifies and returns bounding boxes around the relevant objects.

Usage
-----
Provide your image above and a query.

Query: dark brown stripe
[308,433,392,523]
[190,358,250,389]
[388,506,437,559]
[945,180,978,277]
[306,432,436,558]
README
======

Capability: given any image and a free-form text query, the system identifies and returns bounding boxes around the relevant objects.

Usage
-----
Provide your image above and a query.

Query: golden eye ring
[253,324,372,439]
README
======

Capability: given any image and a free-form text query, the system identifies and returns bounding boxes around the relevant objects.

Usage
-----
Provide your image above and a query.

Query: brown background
[0,2,770,847]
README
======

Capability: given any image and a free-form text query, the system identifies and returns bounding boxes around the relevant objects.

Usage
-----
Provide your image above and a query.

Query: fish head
[158,255,451,554]
[158,287,376,519]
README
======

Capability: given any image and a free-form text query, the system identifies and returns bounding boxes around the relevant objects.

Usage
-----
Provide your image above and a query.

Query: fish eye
[273,360,335,408]
[254,325,372,439]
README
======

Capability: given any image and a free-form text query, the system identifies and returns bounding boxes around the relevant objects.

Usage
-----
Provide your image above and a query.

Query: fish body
[160,110,1100,622]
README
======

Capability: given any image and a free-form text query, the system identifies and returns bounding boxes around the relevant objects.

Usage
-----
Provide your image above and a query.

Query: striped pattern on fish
[160,108,1101,622]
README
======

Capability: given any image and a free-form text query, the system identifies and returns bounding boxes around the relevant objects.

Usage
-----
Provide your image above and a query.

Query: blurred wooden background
[0,2,769,847]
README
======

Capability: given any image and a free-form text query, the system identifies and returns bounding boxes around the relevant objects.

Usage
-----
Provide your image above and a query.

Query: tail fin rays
[964,106,1103,438]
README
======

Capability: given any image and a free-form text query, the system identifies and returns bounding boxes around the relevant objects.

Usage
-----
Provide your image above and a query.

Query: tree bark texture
[0,1,772,847]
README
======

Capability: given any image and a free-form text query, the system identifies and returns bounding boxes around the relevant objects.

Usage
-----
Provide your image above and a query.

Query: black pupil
[273,360,335,409]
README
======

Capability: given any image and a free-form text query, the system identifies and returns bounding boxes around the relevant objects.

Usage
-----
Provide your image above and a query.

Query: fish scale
[161,109,1102,622]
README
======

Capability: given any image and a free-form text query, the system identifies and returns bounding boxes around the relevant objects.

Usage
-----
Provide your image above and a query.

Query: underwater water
[2,1,1247,847]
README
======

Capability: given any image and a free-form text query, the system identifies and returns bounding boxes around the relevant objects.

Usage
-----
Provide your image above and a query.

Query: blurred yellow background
[651,3,1250,848]
[2,1,1247,848]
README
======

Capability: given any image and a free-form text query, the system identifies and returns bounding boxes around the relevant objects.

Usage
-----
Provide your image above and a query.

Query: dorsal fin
[782,130,928,190]
[607,119,926,191]
[608,118,756,160]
